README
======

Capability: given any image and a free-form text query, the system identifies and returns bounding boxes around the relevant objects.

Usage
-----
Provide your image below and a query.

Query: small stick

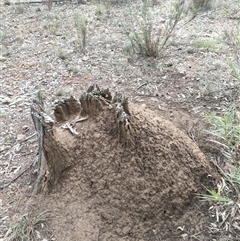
[75,117,88,123]
[20,133,37,143]
[3,0,67,5]
[136,82,148,90]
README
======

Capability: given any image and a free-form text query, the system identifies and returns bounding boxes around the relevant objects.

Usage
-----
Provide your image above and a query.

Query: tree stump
[31,84,213,218]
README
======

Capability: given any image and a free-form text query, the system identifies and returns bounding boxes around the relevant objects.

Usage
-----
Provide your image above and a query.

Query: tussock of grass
[198,103,240,237]
[4,210,51,241]
[198,188,233,205]
[192,0,213,11]
[206,104,240,163]
[73,11,87,50]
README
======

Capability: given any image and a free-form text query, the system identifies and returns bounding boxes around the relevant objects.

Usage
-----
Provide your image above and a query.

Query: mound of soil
[32,85,214,240]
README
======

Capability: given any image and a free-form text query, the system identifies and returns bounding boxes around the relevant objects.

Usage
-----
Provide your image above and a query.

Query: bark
[31,94,75,193]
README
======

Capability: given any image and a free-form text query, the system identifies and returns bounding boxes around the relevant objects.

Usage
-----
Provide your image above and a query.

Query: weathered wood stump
[31,84,213,218]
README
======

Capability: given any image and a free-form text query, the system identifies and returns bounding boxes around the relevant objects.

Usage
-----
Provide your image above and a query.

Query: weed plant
[57,49,68,60]
[206,104,240,163]
[10,3,28,14]
[73,12,87,50]
[124,0,185,57]
[199,104,240,235]
[43,18,61,35]
[228,20,240,81]
[95,4,106,18]
[198,187,233,205]
[191,0,212,11]
[194,39,219,52]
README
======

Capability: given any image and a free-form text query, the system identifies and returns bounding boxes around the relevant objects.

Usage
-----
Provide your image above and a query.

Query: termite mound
[31,84,213,219]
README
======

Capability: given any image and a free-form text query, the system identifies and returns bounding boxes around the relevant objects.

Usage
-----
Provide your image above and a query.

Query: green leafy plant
[206,104,240,163]
[197,173,240,233]
[43,18,61,35]
[225,166,240,188]
[200,105,240,232]
[4,210,51,241]
[191,0,212,11]
[194,39,220,52]
[73,12,87,50]
[198,188,233,205]
[124,0,185,57]
[68,65,80,74]
[54,86,73,97]
[10,3,29,14]
[56,48,68,60]
[95,4,106,19]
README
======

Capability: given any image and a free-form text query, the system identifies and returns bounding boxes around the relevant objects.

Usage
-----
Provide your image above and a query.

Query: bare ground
[0,0,240,240]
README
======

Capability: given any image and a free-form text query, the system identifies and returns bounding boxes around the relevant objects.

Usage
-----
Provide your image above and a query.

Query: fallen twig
[137,82,148,90]
[3,0,68,5]
[75,117,88,123]
[20,132,37,143]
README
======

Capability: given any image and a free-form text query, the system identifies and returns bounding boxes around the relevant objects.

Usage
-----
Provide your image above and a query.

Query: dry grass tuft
[4,210,51,241]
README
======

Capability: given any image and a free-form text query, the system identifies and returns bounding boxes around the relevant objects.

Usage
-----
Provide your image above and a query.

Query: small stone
[1,64,7,70]
[23,125,29,131]
[186,47,196,54]
[82,56,89,61]
[0,56,7,62]
[179,71,186,77]
[13,107,23,112]
[4,0,10,5]
[2,97,11,104]
[122,226,132,235]
[63,72,69,77]
[17,134,26,141]
[0,145,10,152]
[166,62,173,67]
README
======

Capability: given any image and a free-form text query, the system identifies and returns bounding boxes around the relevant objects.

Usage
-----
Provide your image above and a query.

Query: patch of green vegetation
[194,39,220,52]
[68,65,80,74]
[199,188,233,204]
[56,48,68,60]
[10,3,28,14]
[43,18,61,35]
[94,0,112,18]
[228,21,240,81]
[50,86,74,104]
[124,0,185,57]
[73,11,87,50]
[191,0,213,11]
[206,104,240,163]
[95,4,106,19]
[54,86,73,97]
[198,104,240,232]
